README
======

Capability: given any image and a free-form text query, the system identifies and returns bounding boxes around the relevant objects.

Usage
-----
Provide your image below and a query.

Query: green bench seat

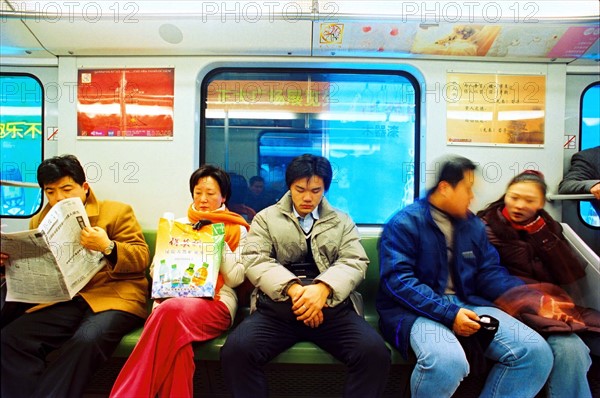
[112,231,409,365]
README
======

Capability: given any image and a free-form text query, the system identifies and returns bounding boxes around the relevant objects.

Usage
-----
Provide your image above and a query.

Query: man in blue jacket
[377,155,553,398]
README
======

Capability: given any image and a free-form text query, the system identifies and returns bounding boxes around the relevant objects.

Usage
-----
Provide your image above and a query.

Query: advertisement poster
[77,68,174,138]
[547,26,600,58]
[446,73,546,146]
[412,25,501,56]
[313,22,597,60]
[485,26,569,58]
[315,22,416,55]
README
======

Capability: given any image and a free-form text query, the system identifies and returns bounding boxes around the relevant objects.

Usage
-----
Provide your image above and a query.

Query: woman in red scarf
[478,170,599,398]
[111,165,250,398]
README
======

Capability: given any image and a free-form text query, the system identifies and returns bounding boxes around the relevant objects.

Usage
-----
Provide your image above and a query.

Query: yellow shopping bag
[151,218,225,299]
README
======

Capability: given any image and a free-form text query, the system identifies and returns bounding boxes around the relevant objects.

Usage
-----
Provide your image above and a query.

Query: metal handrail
[546,193,596,202]
[0,180,39,188]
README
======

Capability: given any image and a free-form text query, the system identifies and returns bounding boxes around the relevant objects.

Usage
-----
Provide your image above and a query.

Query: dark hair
[189,165,231,203]
[285,154,333,191]
[228,173,249,205]
[478,169,547,215]
[249,175,264,186]
[432,155,477,192]
[37,154,86,188]
[507,170,547,197]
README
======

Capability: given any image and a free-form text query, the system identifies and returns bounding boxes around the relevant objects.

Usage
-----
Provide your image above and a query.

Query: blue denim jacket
[376,198,523,358]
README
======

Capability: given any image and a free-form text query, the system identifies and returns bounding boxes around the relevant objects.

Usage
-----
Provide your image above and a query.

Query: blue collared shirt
[293,206,320,234]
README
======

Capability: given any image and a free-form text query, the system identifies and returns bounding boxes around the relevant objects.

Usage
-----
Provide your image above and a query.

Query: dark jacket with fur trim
[479,205,585,285]
[479,204,600,335]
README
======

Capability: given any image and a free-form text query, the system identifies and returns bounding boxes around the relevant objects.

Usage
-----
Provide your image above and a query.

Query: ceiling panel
[1,0,598,62]
[0,17,55,58]
[18,17,312,56]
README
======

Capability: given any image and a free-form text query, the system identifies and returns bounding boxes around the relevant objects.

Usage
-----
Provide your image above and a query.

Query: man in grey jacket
[221,154,390,398]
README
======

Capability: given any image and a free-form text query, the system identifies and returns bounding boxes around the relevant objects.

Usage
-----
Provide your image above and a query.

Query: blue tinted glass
[203,70,418,225]
[0,74,43,217]
[581,84,600,150]
[579,82,599,227]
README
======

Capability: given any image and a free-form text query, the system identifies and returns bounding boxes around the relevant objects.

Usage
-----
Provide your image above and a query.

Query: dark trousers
[1,297,143,398]
[221,295,391,398]
[0,278,33,328]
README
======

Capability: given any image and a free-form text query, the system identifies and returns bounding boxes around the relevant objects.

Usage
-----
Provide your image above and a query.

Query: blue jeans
[409,295,553,398]
[546,333,592,398]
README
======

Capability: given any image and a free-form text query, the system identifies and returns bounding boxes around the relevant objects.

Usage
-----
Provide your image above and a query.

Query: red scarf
[187,204,250,297]
[501,207,546,234]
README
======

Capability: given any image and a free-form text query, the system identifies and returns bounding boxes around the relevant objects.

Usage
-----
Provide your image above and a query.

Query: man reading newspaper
[0,154,149,398]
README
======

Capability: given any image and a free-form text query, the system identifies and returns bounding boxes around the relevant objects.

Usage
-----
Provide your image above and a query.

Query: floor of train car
[85,356,600,398]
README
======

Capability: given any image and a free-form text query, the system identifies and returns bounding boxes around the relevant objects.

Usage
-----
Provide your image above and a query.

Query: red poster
[77,68,174,138]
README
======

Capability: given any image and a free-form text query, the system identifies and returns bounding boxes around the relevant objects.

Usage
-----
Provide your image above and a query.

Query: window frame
[200,66,421,226]
[0,72,44,219]
[577,81,600,230]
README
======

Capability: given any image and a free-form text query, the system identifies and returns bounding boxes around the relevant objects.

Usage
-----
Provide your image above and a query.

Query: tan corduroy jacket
[28,189,150,319]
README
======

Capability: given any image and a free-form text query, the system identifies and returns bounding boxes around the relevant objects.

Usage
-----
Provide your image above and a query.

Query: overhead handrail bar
[547,193,596,202]
[0,180,39,188]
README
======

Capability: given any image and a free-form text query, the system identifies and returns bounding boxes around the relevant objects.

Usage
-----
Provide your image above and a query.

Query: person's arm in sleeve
[220,226,247,288]
[104,204,150,275]
[313,216,367,306]
[244,212,299,300]
[521,217,586,284]
[558,151,600,197]
[379,216,460,330]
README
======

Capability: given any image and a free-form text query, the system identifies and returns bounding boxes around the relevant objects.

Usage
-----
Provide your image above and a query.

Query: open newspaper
[1,197,106,303]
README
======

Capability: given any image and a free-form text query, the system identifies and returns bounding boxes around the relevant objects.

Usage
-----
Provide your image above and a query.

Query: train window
[0,73,43,217]
[579,82,600,228]
[201,69,419,225]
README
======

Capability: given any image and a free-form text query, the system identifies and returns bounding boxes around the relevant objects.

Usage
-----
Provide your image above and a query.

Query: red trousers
[110,297,231,398]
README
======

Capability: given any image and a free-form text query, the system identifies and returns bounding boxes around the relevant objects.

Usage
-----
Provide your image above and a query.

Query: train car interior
[1,1,599,396]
